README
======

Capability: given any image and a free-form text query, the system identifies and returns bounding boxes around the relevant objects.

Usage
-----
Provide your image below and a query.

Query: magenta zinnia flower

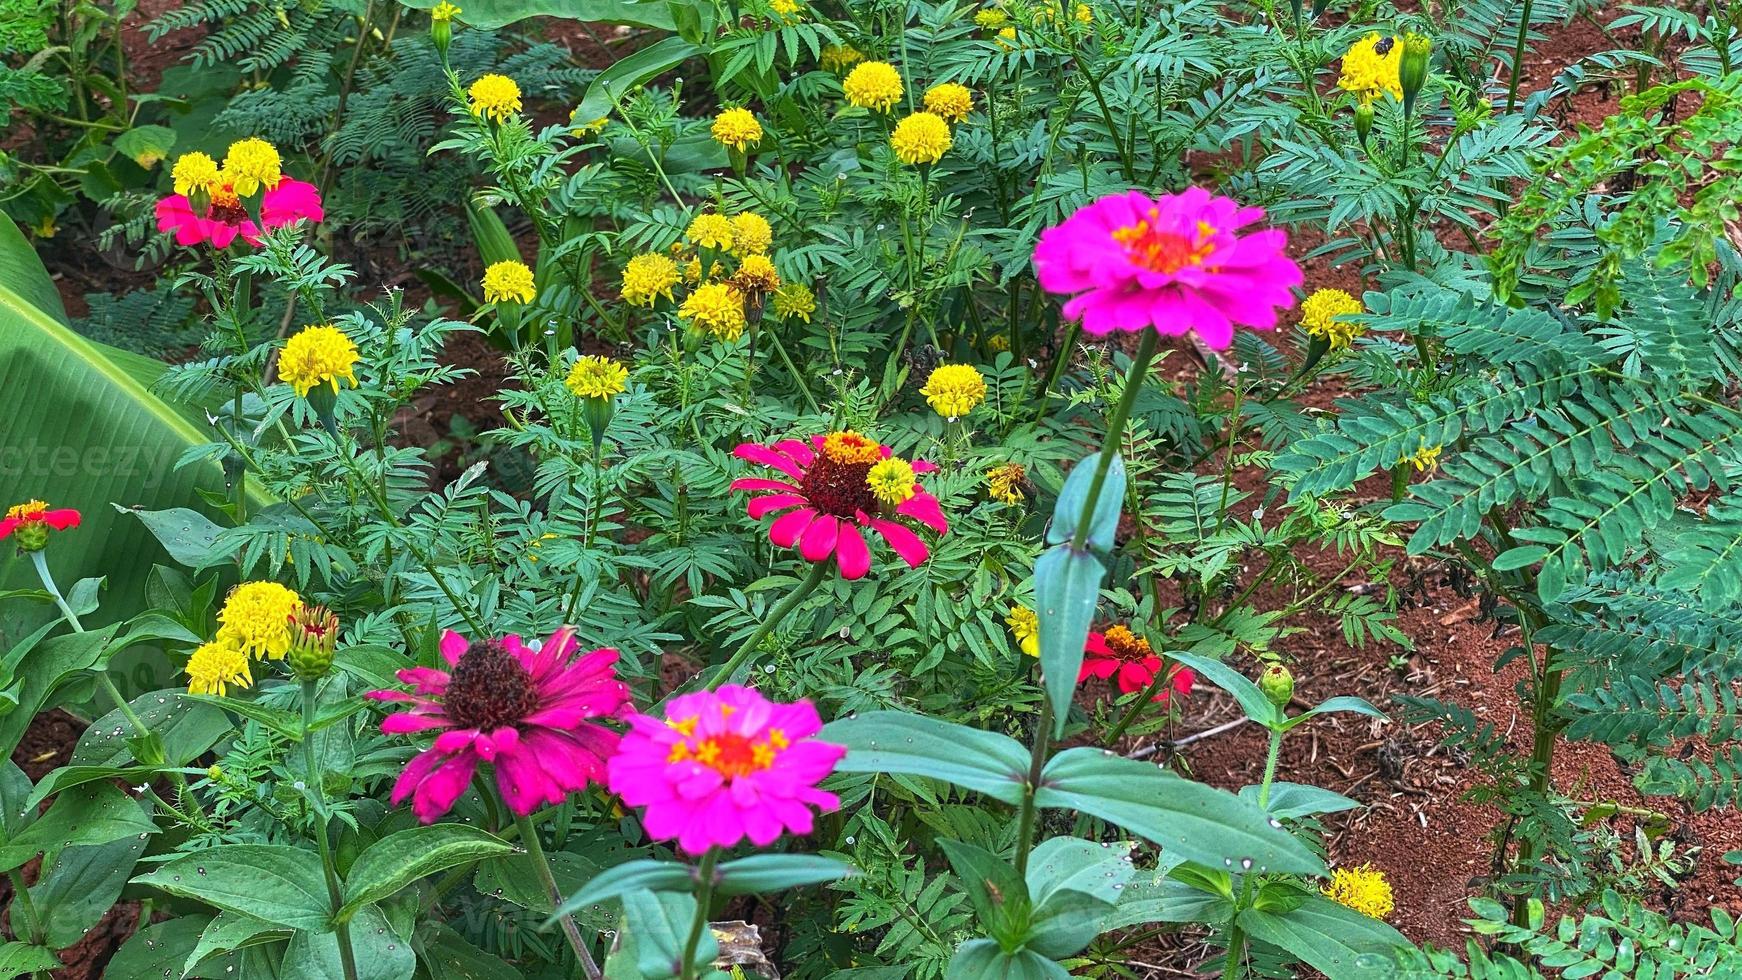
[367,628,629,822]
[155,178,324,250]
[607,685,845,854]
[1032,187,1302,349]
[731,431,948,580]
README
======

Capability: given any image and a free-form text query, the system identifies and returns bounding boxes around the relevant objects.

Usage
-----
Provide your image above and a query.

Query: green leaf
[124,506,231,570]
[179,692,305,739]
[0,782,156,872]
[552,859,693,920]
[135,844,333,931]
[1238,782,1361,820]
[939,838,1029,940]
[714,854,856,895]
[1033,544,1104,738]
[418,922,523,980]
[113,124,177,169]
[944,939,1071,980]
[0,210,67,324]
[1168,653,1280,728]
[30,831,150,948]
[339,824,515,922]
[396,0,673,30]
[72,687,229,766]
[0,629,109,760]
[283,905,414,980]
[573,36,700,124]
[186,912,288,976]
[477,849,598,916]
[1046,452,1126,552]
[1099,873,1233,931]
[821,711,1030,804]
[1025,887,1114,959]
[1235,895,1414,980]
[1024,837,1136,907]
[1492,544,1549,571]
[0,942,62,976]
[1034,749,1323,876]
[622,889,715,979]
[1280,696,1387,733]
[105,916,250,980]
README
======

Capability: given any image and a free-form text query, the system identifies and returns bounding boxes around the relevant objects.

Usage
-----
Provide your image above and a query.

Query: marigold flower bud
[1400,33,1432,116]
[1259,663,1295,707]
[1353,100,1375,146]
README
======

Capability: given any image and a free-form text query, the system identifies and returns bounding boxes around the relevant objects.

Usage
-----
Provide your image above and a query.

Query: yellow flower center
[6,500,47,520]
[620,253,680,307]
[216,581,303,660]
[686,213,736,252]
[565,355,629,400]
[666,728,790,778]
[221,138,283,196]
[842,61,904,112]
[1111,215,1218,274]
[730,212,773,256]
[891,111,953,166]
[482,260,537,305]
[185,640,253,697]
[866,457,917,506]
[711,107,763,152]
[172,152,222,196]
[920,364,987,418]
[679,282,747,341]
[821,431,884,465]
[1322,865,1395,920]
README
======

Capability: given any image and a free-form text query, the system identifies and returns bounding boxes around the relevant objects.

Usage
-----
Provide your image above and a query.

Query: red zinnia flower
[1079,625,1195,703]
[367,628,629,822]
[1,500,81,551]
[731,431,949,580]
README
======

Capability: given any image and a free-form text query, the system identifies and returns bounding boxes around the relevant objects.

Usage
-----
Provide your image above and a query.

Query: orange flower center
[1112,216,1217,274]
[5,500,47,521]
[821,431,883,465]
[1102,625,1154,662]
[668,728,789,778]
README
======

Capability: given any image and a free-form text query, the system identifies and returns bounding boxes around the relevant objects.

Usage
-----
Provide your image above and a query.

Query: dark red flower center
[800,436,884,518]
[208,198,249,226]
[444,639,537,732]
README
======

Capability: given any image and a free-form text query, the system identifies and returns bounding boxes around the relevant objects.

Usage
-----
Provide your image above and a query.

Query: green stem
[8,867,42,944]
[1221,905,1248,979]
[1012,699,1054,877]
[702,561,829,691]
[301,679,360,980]
[1505,0,1536,112]
[768,328,821,414]
[1214,381,1245,535]
[678,848,720,980]
[30,549,85,633]
[515,812,603,980]
[1257,729,1283,810]
[1070,331,1159,551]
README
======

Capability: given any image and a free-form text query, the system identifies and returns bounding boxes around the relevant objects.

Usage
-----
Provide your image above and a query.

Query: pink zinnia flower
[1032,187,1302,349]
[155,178,324,250]
[731,430,948,580]
[367,628,629,822]
[607,685,845,854]
[1079,625,1195,703]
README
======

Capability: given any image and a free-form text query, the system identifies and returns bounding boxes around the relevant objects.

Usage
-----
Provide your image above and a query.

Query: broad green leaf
[1101,873,1232,931]
[418,922,523,980]
[714,854,856,895]
[283,905,414,980]
[1168,652,1281,728]
[944,939,1071,980]
[939,838,1029,941]
[30,831,150,948]
[477,849,599,916]
[72,687,229,766]
[0,941,61,976]
[0,629,108,760]
[339,824,515,922]
[1025,887,1114,959]
[105,916,251,980]
[396,0,673,30]
[1024,837,1136,907]
[125,506,231,570]
[1034,749,1322,876]
[1033,543,1104,737]
[1238,782,1361,819]
[1045,452,1125,552]
[135,844,333,931]
[113,124,177,169]
[1235,895,1414,980]
[0,761,32,840]
[187,911,289,976]
[622,889,715,979]
[552,858,692,920]
[821,711,1029,803]
[1280,695,1387,733]
[179,691,305,739]
[0,211,66,323]
[1,783,156,872]
[573,36,701,123]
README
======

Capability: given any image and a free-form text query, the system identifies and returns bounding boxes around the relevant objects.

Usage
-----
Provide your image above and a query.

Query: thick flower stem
[514,812,603,980]
[703,560,830,691]
[678,848,720,980]
[1505,0,1536,112]
[1257,728,1283,810]
[300,679,361,980]
[8,867,42,945]
[1070,330,1159,552]
[30,549,86,634]
[1012,698,1053,878]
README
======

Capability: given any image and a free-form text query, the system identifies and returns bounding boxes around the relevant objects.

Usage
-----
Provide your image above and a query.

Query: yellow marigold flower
[920,363,986,418]
[1299,288,1367,350]
[771,283,816,322]
[685,256,726,284]
[819,43,864,72]
[974,7,1008,29]
[1338,33,1403,103]
[681,282,747,341]
[221,138,282,196]
[171,152,221,196]
[730,212,773,256]
[569,109,609,136]
[1322,864,1394,920]
[565,355,629,400]
[711,107,763,153]
[468,73,522,122]
[822,430,883,465]
[866,457,917,506]
[280,324,360,398]
[621,253,680,307]
[986,333,1010,352]
[185,640,253,696]
[1006,605,1039,657]
[996,26,1019,49]
[216,581,303,660]
[1400,442,1442,473]
[891,111,952,165]
[923,83,973,123]
[986,462,1026,505]
[430,1,461,20]
[686,213,735,252]
[1074,2,1092,23]
[731,254,781,295]
[770,0,800,19]
[843,61,904,112]
[482,260,536,304]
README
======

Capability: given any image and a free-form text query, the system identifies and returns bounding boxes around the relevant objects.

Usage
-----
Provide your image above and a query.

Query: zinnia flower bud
[1400,33,1432,117]
[1259,663,1295,707]
[287,604,340,680]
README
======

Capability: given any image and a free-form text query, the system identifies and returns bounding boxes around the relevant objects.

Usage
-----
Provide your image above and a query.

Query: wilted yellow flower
[923,83,973,123]
[1322,865,1394,920]
[1338,33,1403,103]
[843,61,904,112]
[681,282,747,341]
[221,138,282,196]
[569,109,609,136]
[986,462,1026,505]
[171,152,221,196]
[819,43,864,72]
[731,253,782,296]
[1005,605,1039,657]
[216,581,303,660]
[482,260,536,304]
[1299,288,1366,350]
[711,107,763,152]
[468,73,522,121]
[865,457,917,506]
[974,7,1008,29]
[1400,442,1442,473]
[686,213,735,252]
[620,253,680,307]
[891,111,952,165]
[729,212,773,257]
[920,363,986,417]
[430,1,461,20]
[280,324,360,398]
[185,640,253,696]
[771,283,816,322]
[565,356,629,399]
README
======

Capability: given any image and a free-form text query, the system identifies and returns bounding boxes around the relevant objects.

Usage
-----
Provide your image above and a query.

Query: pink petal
[834,523,871,579]
[768,508,817,549]
[799,515,840,561]
[865,517,929,568]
